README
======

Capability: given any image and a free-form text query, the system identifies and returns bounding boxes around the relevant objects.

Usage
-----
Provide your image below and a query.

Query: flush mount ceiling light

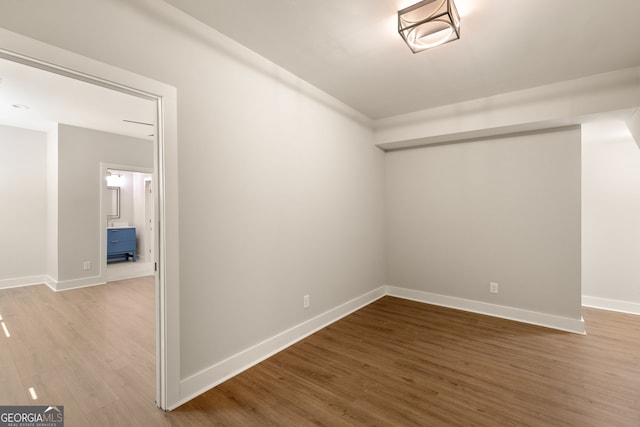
[398,0,460,53]
[106,172,123,188]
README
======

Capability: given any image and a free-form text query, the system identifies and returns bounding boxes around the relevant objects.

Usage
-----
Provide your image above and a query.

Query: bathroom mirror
[107,186,120,219]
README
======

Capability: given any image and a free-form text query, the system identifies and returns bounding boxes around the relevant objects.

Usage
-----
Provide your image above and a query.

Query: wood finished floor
[1,280,639,426]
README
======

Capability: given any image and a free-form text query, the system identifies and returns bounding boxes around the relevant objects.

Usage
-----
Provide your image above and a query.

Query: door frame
[144,178,155,264]
[0,30,180,410]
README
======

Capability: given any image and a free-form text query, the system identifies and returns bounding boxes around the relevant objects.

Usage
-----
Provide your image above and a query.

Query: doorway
[0,45,175,409]
[581,119,640,314]
[103,166,155,283]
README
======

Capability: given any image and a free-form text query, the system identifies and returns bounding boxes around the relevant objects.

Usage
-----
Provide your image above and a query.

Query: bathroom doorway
[104,166,155,283]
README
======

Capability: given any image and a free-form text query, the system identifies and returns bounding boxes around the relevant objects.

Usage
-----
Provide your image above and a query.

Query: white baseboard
[1,272,136,292]
[3,274,591,408]
[44,276,57,291]
[176,284,589,408]
[385,285,586,335]
[582,295,640,315]
[175,286,387,410]
[46,275,106,292]
[106,263,154,283]
[0,275,47,290]
[0,275,103,292]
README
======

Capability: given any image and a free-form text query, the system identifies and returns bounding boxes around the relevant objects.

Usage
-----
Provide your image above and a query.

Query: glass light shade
[398,0,460,53]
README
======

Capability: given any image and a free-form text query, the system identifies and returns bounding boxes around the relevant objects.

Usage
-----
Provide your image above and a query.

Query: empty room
[1,0,639,425]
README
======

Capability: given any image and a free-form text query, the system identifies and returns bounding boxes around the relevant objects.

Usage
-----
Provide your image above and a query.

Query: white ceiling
[2,1,638,143]
[163,0,640,120]
[0,57,155,139]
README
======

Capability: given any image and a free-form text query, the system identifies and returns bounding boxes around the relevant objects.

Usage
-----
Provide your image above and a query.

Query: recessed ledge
[377,120,583,151]
[374,66,640,151]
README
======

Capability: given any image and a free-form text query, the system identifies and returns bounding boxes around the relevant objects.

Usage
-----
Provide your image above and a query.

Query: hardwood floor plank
[174,297,640,426]
[0,279,159,426]
[2,281,640,426]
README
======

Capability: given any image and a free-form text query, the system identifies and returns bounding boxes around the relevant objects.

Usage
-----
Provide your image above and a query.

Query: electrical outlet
[83,261,91,271]
[489,282,499,294]
[303,295,310,309]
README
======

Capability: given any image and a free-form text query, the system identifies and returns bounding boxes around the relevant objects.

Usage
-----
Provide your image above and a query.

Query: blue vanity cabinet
[107,227,137,263]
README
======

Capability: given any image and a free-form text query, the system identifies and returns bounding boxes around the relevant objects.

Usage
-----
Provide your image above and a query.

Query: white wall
[46,127,59,282]
[0,125,47,286]
[173,29,385,380]
[0,0,386,394]
[385,127,583,321]
[56,124,153,283]
[0,123,152,288]
[582,123,640,311]
[627,109,640,149]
